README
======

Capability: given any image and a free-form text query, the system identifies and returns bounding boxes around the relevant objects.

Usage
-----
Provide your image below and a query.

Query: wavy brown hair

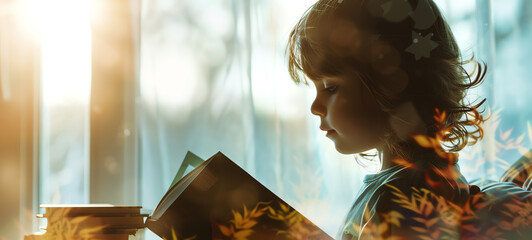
[287,0,487,164]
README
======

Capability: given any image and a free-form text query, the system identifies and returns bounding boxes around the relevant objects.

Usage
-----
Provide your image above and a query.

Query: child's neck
[380,157,397,171]
[380,147,399,171]
[380,145,450,172]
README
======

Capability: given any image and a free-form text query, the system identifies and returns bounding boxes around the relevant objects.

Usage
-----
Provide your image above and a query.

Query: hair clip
[405,31,438,60]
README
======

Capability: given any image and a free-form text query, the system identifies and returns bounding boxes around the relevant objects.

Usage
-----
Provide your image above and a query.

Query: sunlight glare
[35,0,92,105]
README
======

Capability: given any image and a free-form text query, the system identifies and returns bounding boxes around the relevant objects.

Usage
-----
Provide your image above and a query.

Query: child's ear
[388,101,425,141]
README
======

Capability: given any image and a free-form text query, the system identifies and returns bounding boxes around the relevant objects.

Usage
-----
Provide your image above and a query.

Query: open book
[145,151,332,240]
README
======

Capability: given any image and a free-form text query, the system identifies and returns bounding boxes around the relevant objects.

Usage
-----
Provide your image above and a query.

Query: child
[287,0,488,239]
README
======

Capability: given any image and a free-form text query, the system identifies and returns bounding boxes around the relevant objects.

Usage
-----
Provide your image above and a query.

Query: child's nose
[311,98,326,117]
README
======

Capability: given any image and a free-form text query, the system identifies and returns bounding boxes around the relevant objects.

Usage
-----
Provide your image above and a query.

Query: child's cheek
[340,94,386,137]
[334,96,367,132]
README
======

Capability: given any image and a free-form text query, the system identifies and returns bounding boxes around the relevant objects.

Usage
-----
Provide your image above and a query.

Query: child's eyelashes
[324,86,338,93]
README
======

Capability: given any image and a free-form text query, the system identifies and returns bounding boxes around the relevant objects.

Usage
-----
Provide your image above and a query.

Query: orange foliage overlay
[352,108,532,240]
[348,184,532,240]
[161,200,325,240]
[412,109,459,163]
[214,201,324,240]
[36,208,110,240]
[216,201,270,240]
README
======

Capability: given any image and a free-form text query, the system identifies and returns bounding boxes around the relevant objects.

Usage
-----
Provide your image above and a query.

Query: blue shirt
[336,159,470,239]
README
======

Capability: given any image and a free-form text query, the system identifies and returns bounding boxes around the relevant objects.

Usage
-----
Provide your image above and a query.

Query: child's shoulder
[370,162,471,210]
[355,168,471,240]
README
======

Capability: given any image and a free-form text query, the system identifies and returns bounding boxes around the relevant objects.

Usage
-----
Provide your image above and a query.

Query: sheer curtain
[435,0,532,183]
[138,0,532,239]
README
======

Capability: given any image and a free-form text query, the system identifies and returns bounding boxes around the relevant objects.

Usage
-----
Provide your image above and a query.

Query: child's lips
[320,126,333,131]
[320,126,336,136]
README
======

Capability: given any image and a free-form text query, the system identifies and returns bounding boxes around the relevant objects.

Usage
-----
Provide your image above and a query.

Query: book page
[168,151,205,191]
[152,155,210,219]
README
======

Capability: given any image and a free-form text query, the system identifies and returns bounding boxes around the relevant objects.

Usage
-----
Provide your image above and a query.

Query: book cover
[145,151,333,240]
[40,204,143,217]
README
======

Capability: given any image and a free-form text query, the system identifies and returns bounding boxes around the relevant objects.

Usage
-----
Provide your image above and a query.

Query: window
[39,0,92,206]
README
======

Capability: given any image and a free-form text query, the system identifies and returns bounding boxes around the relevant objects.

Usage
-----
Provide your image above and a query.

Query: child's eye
[324,86,337,93]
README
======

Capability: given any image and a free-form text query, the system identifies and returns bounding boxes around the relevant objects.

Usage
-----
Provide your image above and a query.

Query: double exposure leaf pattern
[350,184,531,239]
[267,202,323,239]
[217,201,270,240]
[41,208,110,240]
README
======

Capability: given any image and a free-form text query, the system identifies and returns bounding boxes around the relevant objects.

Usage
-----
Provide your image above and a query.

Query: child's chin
[334,145,360,155]
[334,143,374,155]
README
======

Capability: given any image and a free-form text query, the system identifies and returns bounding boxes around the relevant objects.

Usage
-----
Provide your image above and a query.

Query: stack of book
[24,204,146,240]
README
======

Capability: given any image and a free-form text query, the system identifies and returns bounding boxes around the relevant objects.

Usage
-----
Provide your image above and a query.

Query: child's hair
[287,0,487,164]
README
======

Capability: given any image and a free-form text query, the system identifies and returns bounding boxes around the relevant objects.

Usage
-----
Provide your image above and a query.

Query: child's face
[310,74,388,154]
